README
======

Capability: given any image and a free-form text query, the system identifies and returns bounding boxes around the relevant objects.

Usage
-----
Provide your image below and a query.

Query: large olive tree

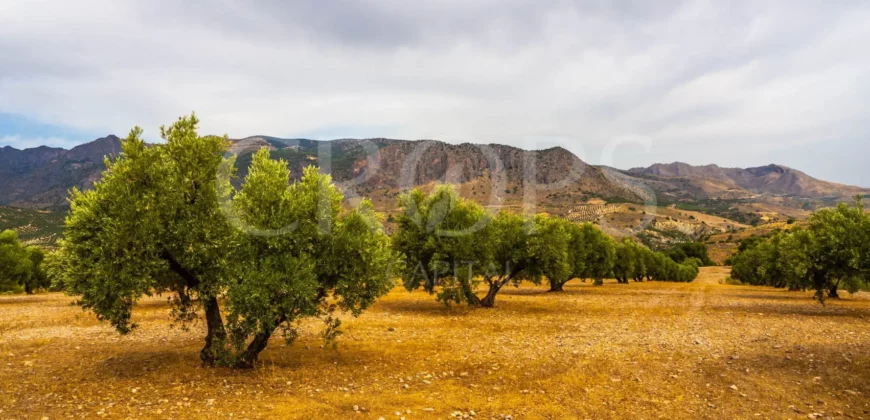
[51,115,395,367]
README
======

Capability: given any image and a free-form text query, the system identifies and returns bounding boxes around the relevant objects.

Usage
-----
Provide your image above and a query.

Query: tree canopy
[665,242,714,266]
[0,230,48,294]
[730,197,870,301]
[50,114,396,367]
[393,187,699,305]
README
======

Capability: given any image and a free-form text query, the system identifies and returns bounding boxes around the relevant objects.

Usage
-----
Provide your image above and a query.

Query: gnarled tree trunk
[829,281,840,299]
[233,313,287,369]
[480,282,501,307]
[460,280,482,306]
[160,249,228,367]
[200,296,227,366]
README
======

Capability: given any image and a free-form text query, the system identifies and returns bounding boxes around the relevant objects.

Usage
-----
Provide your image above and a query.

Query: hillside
[0,205,65,247]
[628,162,869,200]
[229,136,643,214]
[5,135,867,214]
[0,135,122,209]
[3,136,867,254]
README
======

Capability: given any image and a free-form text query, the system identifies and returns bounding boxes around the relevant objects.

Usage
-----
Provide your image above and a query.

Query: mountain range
[0,135,122,209]
[0,135,866,214]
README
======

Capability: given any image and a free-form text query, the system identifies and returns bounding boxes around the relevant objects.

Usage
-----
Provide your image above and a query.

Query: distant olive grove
[392,186,702,308]
[728,197,870,301]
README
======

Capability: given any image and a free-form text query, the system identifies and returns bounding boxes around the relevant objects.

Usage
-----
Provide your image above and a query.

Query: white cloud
[0,0,869,184]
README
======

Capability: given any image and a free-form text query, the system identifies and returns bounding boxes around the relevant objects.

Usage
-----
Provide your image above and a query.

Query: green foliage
[0,230,50,293]
[665,242,714,266]
[51,116,232,337]
[52,114,395,368]
[525,216,573,292]
[610,237,698,283]
[730,197,870,302]
[612,238,640,283]
[568,223,616,287]
[393,185,492,306]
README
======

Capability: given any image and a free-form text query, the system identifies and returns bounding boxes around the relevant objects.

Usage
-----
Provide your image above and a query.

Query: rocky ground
[1,267,869,419]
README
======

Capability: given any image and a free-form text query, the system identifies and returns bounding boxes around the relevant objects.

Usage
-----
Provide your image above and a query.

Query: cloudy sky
[1,0,869,185]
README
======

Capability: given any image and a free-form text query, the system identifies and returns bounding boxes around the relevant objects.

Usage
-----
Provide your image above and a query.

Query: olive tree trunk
[480,283,501,307]
[549,279,565,292]
[200,296,227,366]
[829,281,840,299]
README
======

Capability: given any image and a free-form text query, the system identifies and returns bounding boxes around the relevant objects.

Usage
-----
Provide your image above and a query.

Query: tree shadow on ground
[704,301,869,319]
[0,295,59,305]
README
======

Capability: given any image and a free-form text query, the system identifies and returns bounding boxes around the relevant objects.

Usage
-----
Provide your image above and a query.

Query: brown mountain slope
[628,162,868,199]
[0,135,644,212]
[4,136,866,215]
[230,137,643,213]
[0,135,121,209]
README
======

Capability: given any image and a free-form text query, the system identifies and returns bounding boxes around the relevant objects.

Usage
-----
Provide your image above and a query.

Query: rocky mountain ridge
[1,136,866,213]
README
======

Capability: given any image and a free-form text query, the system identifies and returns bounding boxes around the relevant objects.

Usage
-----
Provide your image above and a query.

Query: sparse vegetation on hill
[671,199,763,226]
[0,205,65,247]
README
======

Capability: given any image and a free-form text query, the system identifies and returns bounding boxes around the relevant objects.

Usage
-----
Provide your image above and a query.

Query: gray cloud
[1,0,868,185]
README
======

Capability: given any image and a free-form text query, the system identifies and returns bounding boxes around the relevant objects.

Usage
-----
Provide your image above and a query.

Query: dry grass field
[2,267,869,419]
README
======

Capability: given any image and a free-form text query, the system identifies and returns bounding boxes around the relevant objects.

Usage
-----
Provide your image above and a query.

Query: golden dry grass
[2,267,869,419]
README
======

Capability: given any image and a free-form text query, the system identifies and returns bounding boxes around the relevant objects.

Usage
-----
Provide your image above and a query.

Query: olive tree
[477,211,530,307]
[730,233,789,287]
[52,114,395,367]
[393,185,492,306]
[525,215,572,293]
[51,115,236,365]
[612,238,640,284]
[783,199,869,301]
[0,230,49,294]
[729,198,869,301]
[225,149,395,367]
[573,223,616,288]
[394,187,578,306]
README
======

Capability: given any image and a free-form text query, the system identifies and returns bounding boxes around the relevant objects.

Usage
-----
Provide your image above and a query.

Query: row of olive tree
[729,198,869,301]
[612,238,701,284]
[48,115,396,368]
[0,230,49,294]
[392,186,700,308]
